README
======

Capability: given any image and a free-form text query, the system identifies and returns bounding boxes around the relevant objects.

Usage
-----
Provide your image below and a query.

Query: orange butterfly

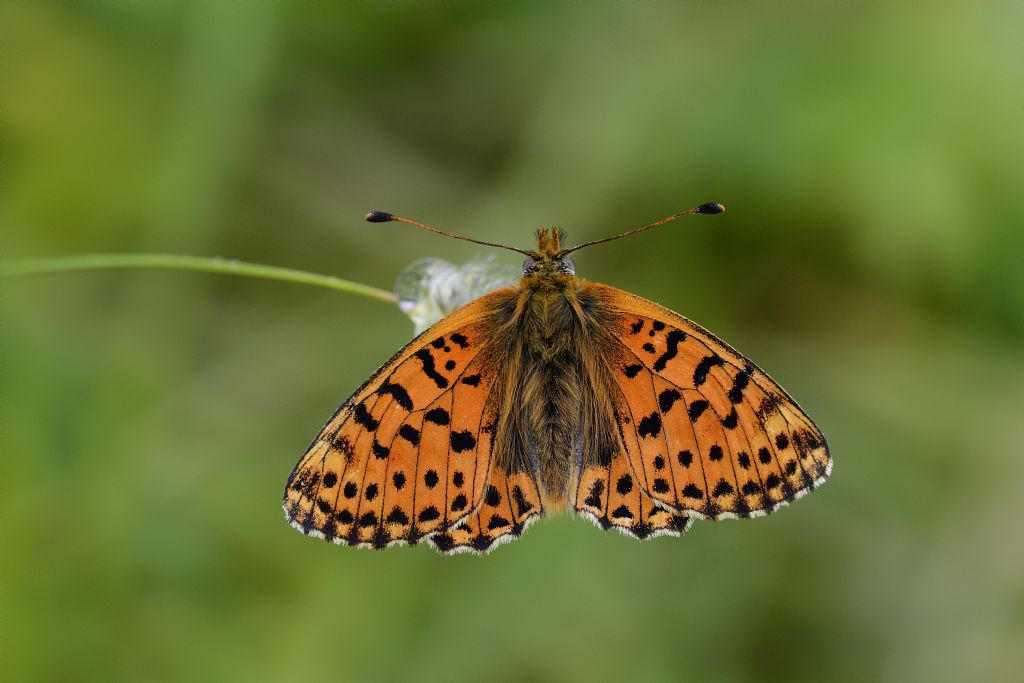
[283,203,831,554]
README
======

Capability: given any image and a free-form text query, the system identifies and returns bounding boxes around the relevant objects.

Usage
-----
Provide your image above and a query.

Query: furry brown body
[480,229,622,512]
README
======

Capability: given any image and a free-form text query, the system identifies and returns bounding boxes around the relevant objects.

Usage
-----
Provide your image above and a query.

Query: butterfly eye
[522,259,541,275]
[558,257,576,275]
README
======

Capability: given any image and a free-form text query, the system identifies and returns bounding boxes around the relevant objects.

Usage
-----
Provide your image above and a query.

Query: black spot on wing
[398,425,421,445]
[653,329,686,372]
[418,507,440,523]
[424,407,450,425]
[623,364,643,379]
[728,370,750,403]
[584,480,604,509]
[471,535,493,552]
[630,320,644,334]
[638,412,662,438]
[693,354,725,387]
[372,439,389,459]
[462,374,481,387]
[413,349,448,389]
[450,333,469,349]
[378,382,413,411]
[616,474,634,495]
[512,485,534,516]
[450,430,476,453]
[709,445,724,461]
[682,483,703,499]
[758,447,773,464]
[611,505,634,520]
[392,472,406,490]
[722,407,738,429]
[386,506,409,525]
[485,485,502,506]
[658,389,682,412]
[487,514,510,531]
[353,401,379,432]
[677,450,693,467]
[688,400,709,420]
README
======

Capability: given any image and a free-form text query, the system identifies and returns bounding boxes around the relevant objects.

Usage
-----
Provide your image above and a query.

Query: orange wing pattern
[575,453,693,539]
[283,290,511,549]
[593,284,831,520]
[428,467,544,554]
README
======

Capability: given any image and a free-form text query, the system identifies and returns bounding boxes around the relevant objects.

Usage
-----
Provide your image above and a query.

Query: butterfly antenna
[562,202,725,254]
[365,211,534,256]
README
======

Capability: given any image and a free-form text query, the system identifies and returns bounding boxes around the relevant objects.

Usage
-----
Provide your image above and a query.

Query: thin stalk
[0,253,397,303]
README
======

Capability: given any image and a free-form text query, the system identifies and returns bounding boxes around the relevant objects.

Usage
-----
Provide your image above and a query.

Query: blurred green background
[3,2,1023,681]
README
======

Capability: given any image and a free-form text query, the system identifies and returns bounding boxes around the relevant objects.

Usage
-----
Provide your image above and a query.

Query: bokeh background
[3,2,1023,681]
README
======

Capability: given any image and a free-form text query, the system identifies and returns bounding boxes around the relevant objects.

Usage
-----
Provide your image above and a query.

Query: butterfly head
[523,227,575,277]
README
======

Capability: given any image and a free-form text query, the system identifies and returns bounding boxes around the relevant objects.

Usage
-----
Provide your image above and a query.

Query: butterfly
[283,203,831,554]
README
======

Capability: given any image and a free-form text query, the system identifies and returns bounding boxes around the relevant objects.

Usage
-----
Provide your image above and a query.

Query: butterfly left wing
[283,288,514,549]
[586,283,831,521]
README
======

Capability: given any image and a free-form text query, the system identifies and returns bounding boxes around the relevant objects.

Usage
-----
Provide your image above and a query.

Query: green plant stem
[0,253,397,303]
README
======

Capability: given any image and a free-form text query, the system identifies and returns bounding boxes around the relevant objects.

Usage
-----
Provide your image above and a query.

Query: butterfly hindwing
[283,289,512,548]
[428,467,544,554]
[575,453,693,539]
[592,283,831,520]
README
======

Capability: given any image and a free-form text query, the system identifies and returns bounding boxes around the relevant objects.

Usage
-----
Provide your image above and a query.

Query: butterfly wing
[575,453,693,539]
[587,283,831,521]
[427,467,544,555]
[283,287,515,549]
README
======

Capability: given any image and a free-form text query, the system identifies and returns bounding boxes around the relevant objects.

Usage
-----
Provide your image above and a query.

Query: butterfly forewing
[283,290,509,548]
[594,284,831,520]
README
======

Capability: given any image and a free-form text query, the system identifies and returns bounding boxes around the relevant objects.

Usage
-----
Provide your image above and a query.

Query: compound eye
[522,259,540,275]
[559,257,576,275]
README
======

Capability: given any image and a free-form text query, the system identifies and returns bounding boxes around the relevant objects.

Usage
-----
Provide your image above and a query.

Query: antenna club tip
[697,202,725,215]
[365,211,394,223]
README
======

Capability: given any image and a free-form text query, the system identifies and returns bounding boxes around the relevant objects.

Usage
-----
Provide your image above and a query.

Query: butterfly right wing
[283,287,515,549]
[578,283,831,523]
[575,453,693,539]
